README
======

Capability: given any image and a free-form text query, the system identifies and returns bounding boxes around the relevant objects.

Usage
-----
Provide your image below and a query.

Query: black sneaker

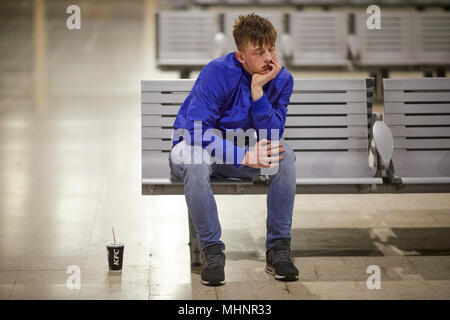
[265,238,299,281]
[201,244,225,286]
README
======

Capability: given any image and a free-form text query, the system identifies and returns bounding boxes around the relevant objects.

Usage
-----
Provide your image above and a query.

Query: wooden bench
[142,78,382,264]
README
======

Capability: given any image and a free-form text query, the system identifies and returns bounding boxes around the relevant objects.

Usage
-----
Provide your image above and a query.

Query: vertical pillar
[33,0,47,114]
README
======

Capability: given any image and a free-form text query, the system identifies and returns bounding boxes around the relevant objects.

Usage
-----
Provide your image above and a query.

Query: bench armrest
[371,114,395,178]
[347,34,359,62]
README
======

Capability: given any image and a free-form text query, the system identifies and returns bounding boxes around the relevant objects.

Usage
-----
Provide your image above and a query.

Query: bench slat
[295,178,382,185]
[384,78,450,91]
[400,177,450,184]
[142,91,369,104]
[287,103,367,114]
[142,103,369,116]
[141,79,369,91]
[142,92,189,104]
[283,127,368,138]
[294,151,375,179]
[385,115,450,126]
[384,91,450,102]
[290,91,367,103]
[142,127,173,139]
[142,115,176,126]
[142,129,371,142]
[142,149,378,184]
[285,139,368,150]
[142,104,181,115]
[390,126,450,138]
[142,139,173,150]
[141,80,194,92]
[293,79,367,90]
[141,138,369,151]
[391,149,450,179]
[142,114,369,127]
[286,114,367,126]
[394,138,450,149]
[385,102,450,114]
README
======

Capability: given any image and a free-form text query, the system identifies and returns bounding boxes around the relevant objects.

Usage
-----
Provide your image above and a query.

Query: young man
[168,13,299,286]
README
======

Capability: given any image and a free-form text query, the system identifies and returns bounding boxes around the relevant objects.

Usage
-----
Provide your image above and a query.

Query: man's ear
[235,50,246,64]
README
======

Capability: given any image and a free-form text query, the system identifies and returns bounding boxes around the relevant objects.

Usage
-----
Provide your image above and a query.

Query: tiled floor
[0,0,449,300]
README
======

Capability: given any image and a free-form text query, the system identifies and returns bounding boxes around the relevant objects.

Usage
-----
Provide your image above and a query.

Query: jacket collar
[232,52,252,86]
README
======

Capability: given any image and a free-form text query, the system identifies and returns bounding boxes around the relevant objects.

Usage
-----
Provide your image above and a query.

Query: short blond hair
[232,13,277,51]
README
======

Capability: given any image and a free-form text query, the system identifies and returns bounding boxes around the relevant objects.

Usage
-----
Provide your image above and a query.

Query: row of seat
[141,77,450,195]
[157,10,450,71]
[183,0,450,6]
[157,9,450,71]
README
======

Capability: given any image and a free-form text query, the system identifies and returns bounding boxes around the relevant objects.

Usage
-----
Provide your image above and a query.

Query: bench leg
[180,69,191,79]
[188,210,202,266]
[371,69,389,103]
[436,67,446,78]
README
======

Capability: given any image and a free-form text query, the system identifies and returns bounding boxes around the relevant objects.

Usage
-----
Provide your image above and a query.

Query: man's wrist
[240,150,249,166]
[251,83,263,101]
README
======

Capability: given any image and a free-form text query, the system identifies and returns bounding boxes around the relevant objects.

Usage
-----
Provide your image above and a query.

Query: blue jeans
[168,141,296,251]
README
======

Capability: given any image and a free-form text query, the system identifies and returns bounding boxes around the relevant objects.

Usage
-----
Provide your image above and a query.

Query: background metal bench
[156,11,219,78]
[376,77,450,191]
[415,11,450,77]
[287,11,350,67]
[353,10,417,100]
[156,7,449,82]
[142,78,381,264]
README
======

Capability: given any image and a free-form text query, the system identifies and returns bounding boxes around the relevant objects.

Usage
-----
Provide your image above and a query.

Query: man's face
[235,41,276,75]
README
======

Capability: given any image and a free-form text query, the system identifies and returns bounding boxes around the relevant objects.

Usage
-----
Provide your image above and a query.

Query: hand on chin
[260,65,272,74]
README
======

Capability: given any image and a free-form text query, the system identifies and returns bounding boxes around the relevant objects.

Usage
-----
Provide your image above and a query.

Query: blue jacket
[172,52,294,167]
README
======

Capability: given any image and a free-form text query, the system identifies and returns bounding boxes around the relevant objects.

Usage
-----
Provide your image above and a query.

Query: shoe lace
[275,247,292,265]
[205,250,222,267]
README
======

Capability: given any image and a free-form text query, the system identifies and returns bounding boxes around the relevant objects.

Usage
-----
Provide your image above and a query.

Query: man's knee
[275,142,296,179]
[281,142,296,165]
[183,163,213,184]
[264,142,295,177]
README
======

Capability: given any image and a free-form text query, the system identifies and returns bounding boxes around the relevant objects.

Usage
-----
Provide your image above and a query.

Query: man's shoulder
[203,52,240,76]
[197,53,241,93]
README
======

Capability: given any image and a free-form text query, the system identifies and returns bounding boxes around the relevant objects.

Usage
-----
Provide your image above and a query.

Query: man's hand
[251,56,282,101]
[241,139,286,169]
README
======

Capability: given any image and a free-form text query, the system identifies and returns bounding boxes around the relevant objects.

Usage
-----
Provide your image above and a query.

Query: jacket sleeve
[250,73,294,141]
[183,63,247,167]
